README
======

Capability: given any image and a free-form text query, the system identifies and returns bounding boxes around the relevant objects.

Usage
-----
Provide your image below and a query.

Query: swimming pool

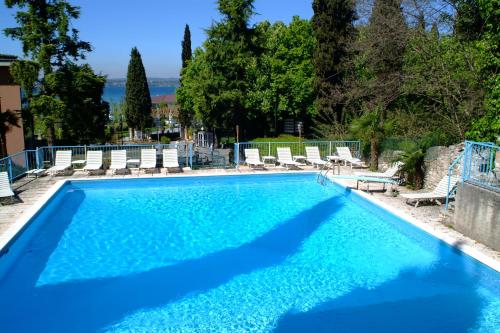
[0,173,498,332]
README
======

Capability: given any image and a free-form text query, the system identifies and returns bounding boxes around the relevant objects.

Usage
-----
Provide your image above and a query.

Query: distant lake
[103,86,177,104]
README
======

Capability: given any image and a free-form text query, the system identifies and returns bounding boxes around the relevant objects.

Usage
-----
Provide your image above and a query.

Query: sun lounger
[277,147,300,169]
[244,149,265,169]
[305,147,327,167]
[163,149,180,172]
[330,174,397,191]
[335,147,366,168]
[140,149,157,173]
[0,171,15,203]
[83,151,103,173]
[109,150,127,175]
[47,150,72,175]
[25,169,46,178]
[355,161,403,179]
[401,175,460,207]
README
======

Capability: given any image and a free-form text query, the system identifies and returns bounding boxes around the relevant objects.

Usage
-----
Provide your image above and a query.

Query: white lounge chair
[0,171,15,203]
[305,147,327,167]
[47,150,72,175]
[244,149,265,169]
[335,147,366,168]
[83,150,103,174]
[277,147,300,169]
[163,149,180,172]
[140,149,157,174]
[109,150,127,175]
[355,161,404,179]
[401,175,460,207]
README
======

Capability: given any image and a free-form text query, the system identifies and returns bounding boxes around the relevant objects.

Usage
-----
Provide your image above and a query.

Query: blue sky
[0,0,313,78]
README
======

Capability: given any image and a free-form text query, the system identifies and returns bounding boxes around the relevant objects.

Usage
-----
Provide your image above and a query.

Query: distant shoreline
[106,77,180,88]
[103,85,177,103]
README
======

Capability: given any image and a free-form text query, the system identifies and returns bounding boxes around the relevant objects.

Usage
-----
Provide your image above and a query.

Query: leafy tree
[47,63,109,143]
[125,47,152,138]
[312,0,356,123]
[178,24,193,131]
[404,30,484,142]
[465,0,500,142]
[249,17,315,135]
[0,109,19,158]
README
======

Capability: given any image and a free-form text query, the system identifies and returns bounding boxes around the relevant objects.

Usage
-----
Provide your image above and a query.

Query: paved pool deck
[1,166,499,270]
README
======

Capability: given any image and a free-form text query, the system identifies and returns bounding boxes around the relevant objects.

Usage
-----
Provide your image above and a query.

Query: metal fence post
[35,147,41,169]
[234,143,240,167]
[7,157,12,182]
[189,143,193,168]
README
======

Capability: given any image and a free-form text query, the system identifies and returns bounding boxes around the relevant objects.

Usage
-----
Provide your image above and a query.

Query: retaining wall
[453,182,500,251]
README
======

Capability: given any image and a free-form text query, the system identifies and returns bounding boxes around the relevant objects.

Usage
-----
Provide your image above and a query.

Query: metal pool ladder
[317,161,338,185]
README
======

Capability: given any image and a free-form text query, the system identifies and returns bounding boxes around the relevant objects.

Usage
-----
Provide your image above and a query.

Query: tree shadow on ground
[0,192,343,332]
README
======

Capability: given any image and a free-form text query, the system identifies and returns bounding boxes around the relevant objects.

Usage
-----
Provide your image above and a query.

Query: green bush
[160,136,171,144]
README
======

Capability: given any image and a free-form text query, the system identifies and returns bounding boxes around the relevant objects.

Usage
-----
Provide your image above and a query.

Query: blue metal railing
[1,143,193,182]
[234,140,361,167]
[444,141,499,210]
[445,150,464,210]
[462,140,499,192]
[0,150,38,182]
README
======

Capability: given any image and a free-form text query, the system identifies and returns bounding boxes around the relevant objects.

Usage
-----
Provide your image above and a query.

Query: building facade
[0,54,24,156]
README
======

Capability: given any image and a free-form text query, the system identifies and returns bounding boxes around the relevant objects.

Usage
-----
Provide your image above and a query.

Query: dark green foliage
[364,0,407,109]
[181,24,192,69]
[47,63,109,143]
[202,0,261,137]
[312,0,356,123]
[125,47,152,133]
[178,24,193,129]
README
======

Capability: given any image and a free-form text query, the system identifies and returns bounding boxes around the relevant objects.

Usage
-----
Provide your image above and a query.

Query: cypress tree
[179,24,193,130]
[312,0,356,123]
[181,24,192,69]
[125,47,152,138]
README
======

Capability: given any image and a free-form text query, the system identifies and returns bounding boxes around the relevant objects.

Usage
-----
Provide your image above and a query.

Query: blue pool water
[0,174,498,332]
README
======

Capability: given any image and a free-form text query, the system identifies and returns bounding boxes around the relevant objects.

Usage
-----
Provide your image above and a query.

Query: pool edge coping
[1,171,499,273]
[329,177,500,272]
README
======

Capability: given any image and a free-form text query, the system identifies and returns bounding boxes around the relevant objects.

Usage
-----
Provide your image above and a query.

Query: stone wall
[423,144,464,190]
[452,182,500,251]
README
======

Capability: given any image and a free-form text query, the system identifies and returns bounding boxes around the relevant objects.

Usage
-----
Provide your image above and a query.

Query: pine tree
[178,24,193,131]
[202,0,261,138]
[312,0,356,123]
[125,47,152,138]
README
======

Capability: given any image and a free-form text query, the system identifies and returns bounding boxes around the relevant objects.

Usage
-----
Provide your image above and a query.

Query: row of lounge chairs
[47,149,180,176]
[244,146,364,169]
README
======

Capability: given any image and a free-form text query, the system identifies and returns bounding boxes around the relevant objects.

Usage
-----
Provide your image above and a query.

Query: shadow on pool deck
[0,193,344,332]
[273,243,484,333]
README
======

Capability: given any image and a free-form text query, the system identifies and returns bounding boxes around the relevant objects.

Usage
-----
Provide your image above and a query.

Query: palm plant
[0,109,20,158]
[398,148,426,189]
